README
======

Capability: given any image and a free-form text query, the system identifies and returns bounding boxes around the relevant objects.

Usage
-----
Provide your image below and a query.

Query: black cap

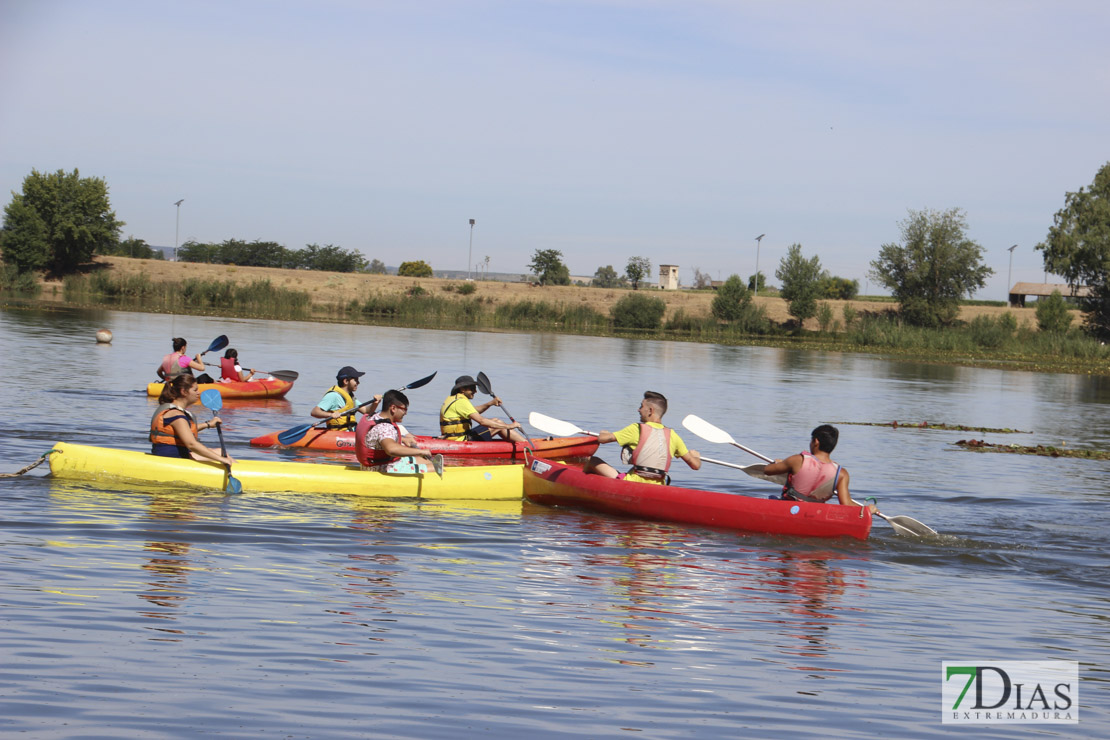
[452,374,477,393]
[337,366,365,381]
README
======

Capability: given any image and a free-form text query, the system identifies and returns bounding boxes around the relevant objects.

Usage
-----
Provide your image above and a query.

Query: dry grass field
[56,255,1069,331]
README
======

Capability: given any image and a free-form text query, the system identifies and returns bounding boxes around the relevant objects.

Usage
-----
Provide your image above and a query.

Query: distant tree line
[178,239,369,272]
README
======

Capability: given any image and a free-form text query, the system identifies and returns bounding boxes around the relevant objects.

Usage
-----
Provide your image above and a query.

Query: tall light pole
[754,234,765,293]
[1006,244,1017,303]
[467,219,475,280]
[174,199,185,261]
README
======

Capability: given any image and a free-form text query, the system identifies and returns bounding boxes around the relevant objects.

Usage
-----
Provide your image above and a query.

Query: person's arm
[168,416,233,465]
[187,354,205,371]
[467,411,520,432]
[240,366,255,381]
[380,436,432,459]
[475,396,502,414]
[360,395,382,416]
[156,363,166,380]
[680,449,701,470]
[762,454,802,478]
[596,430,617,444]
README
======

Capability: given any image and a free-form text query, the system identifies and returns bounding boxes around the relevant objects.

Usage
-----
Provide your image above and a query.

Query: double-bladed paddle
[680,414,938,537]
[276,371,438,446]
[527,412,779,481]
[200,388,243,494]
[476,372,534,450]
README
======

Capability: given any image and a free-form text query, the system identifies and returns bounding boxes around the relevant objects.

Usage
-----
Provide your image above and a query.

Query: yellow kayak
[47,442,523,500]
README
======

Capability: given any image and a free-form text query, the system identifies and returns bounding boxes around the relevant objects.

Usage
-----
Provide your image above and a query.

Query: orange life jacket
[150,404,198,457]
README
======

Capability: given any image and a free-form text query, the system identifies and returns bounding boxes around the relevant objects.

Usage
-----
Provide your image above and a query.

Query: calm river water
[1,305,1107,738]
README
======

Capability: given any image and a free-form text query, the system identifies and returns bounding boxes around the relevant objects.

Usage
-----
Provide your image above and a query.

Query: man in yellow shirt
[439,375,526,442]
[585,391,701,484]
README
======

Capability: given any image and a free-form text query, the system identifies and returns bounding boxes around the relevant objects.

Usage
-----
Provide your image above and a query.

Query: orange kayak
[249,428,599,461]
[147,378,294,399]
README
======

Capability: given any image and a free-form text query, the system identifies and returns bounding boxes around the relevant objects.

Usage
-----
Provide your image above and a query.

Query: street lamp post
[467,219,475,280]
[174,199,185,261]
[754,234,765,293]
[1006,244,1017,304]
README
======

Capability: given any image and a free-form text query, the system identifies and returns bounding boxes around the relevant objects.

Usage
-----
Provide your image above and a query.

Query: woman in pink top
[762,425,878,514]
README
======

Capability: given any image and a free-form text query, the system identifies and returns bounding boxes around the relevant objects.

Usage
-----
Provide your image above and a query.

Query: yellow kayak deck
[47,442,523,500]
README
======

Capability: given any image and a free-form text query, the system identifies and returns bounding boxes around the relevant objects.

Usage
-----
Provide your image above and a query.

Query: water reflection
[518,513,869,671]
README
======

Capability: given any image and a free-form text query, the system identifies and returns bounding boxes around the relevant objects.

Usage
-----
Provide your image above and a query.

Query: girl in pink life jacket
[761,424,878,514]
[156,337,207,381]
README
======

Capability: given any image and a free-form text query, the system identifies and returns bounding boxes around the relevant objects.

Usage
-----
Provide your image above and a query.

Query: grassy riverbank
[8,256,1109,375]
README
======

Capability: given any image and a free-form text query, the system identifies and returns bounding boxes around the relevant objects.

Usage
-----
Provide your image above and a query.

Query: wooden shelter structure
[1008,282,1090,308]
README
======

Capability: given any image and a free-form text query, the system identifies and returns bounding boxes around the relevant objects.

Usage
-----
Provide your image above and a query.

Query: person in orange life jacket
[218,348,255,382]
[149,374,233,465]
[439,375,525,442]
[354,389,433,469]
[583,391,701,485]
[761,425,878,514]
[310,366,381,430]
[156,337,213,384]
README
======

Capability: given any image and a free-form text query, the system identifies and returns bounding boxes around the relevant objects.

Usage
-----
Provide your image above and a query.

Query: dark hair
[158,374,196,404]
[643,390,668,416]
[172,337,187,352]
[224,348,238,359]
[382,389,410,411]
[811,424,839,453]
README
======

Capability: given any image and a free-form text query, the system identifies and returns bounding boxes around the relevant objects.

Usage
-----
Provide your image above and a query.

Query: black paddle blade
[475,371,492,396]
[403,371,437,391]
[205,335,230,355]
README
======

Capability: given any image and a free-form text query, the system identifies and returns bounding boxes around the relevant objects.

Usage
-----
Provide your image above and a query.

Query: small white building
[659,264,679,290]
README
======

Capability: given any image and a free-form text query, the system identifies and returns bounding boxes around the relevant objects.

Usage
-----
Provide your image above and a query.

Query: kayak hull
[48,442,522,500]
[249,429,599,460]
[523,456,872,539]
[147,378,294,399]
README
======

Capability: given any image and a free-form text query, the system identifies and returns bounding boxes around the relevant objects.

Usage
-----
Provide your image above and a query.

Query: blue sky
[2,0,1107,296]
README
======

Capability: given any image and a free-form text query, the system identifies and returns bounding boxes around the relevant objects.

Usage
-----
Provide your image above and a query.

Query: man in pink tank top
[762,425,877,514]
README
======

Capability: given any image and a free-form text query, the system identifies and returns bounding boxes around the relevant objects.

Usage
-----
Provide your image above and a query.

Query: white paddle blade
[528,412,587,438]
[681,414,738,445]
[883,515,938,537]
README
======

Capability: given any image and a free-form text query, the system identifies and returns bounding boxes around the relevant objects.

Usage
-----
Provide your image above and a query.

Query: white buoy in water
[96,329,113,344]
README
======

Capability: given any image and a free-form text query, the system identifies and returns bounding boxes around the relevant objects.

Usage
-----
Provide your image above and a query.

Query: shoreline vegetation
[4,255,1108,376]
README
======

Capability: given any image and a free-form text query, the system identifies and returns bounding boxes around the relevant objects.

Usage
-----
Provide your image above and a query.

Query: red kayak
[249,428,599,461]
[147,378,294,399]
[522,455,872,540]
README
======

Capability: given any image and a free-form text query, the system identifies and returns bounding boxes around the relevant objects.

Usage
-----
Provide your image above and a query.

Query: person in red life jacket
[761,425,878,513]
[149,375,234,465]
[439,375,525,442]
[156,337,212,383]
[218,348,255,383]
[310,366,381,430]
[583,391,701,485]
[354,389,433,470]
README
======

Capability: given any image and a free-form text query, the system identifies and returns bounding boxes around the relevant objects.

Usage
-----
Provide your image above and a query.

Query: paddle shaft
[475,372,534,449]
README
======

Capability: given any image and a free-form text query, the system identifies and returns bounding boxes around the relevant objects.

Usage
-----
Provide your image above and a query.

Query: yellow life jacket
[439,394,472,439]
[324,385,358,429]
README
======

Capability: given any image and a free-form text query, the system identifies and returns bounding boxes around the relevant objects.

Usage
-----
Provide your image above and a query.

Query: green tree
[398,260,433,277]
[625,256,651,290]
[1035,290,1074,334]
[747,272,766,293]
[592,264,626,288]
[0,168,123,274]
[818,273,859,299]
[528,248,570,286]
[776,243,823,324]
[1037,161,1110,339]
[114,236,163,259]
[711,274,753,321]
[611,292,665,330]
[297,243,367,272]
[366,258,387,274]
[870,207,992,327]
